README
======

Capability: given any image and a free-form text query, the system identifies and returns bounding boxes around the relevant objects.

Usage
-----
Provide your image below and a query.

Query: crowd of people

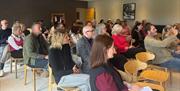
[0,18,180,91]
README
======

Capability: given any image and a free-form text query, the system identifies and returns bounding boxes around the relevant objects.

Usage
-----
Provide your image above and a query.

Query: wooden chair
[48,65,80,91]
[124,60,169,86]
[135,52,155,63]
[24,64,40,91]
[139,69,169,86]
[10,57,23,79]
[48,65,57,91]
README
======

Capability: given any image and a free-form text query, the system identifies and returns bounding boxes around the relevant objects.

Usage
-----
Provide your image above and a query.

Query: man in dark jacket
[76,26,94,73]
[0,19,12,77]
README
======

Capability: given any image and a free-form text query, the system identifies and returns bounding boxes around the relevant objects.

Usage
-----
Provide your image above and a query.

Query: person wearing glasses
[76,25,94,73]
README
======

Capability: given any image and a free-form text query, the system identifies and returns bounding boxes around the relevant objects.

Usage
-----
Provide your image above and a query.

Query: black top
[49,44,75,84]
[0,28,12,45]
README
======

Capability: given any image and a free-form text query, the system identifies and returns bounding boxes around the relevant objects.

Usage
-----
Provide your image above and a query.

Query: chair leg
[33,69,36,91]
[15,60,17,79]
[24,65,27,85]
[10,58,13,73]
[48,72,52,91]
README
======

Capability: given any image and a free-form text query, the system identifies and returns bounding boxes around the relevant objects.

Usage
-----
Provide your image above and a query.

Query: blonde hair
[50,30,67,49]
[12,22,23,34]
[111,24,123,35]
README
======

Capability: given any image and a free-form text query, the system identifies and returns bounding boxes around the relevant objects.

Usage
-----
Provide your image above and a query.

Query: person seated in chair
[49,24,80,84]
[8,22,24,58]
[0,19,12,77]
[23,22,49,76]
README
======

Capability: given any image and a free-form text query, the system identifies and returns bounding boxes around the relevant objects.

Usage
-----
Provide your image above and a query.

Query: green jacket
[144,35,177,64]
[23,34,47,65]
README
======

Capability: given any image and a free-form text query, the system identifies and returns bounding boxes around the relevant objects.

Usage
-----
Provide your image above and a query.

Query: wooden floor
[0,62,180,91]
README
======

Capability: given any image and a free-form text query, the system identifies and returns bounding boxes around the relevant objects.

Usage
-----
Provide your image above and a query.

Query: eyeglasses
[86,30,94,33]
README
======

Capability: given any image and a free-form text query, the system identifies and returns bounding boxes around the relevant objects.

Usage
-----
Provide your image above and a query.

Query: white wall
[88,0,180,25]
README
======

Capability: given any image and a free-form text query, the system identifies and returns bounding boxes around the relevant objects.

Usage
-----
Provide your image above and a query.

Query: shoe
[0,70,4,77]
[41,71,49,78]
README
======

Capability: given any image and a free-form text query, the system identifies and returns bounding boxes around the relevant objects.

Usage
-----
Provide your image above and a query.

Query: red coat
[112,34,129,53]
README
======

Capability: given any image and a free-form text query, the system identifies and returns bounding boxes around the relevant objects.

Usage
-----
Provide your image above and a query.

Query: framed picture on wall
[51,13,65,24]
[123,3,136,20]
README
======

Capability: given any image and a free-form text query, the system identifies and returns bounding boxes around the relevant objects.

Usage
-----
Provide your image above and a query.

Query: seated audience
[112,24,145,58]
[131,21,146,48]
[95,23,109,36]
[89,34,143,91]
[144,23,180,71]
[49,26,79,84]
[8,22,24,58]
[0,19,12,77]
[23,22,48,75]
[76,26,94,73]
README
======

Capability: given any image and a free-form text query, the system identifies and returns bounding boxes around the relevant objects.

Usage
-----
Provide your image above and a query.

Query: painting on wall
[123,3,136,20]
[51,13,65,24]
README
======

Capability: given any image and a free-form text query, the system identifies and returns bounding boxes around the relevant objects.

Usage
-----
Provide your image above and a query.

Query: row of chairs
[10,57,79,91]
[122,52,170,91]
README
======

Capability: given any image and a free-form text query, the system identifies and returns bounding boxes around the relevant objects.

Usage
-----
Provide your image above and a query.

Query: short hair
[82,25,93,34]
[144,22,153,33]
[12,22,23,34]
[111,24,123,35]
[31,22,41,30]
[96,24,106,35]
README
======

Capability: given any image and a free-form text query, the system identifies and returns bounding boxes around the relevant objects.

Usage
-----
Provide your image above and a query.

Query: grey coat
[76,36,92,73]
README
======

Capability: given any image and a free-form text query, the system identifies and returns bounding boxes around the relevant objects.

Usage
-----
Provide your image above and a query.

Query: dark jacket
[76,36,93,73]
[89,63,128,91]
[0,28,12,46]
[23,34,48,65]
[49,44,75,84]
[131,29,145,48]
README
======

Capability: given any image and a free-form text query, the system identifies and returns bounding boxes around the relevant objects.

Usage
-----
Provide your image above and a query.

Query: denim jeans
[160,57,180,71]
[28,58,48,70]
[0,45,6,62]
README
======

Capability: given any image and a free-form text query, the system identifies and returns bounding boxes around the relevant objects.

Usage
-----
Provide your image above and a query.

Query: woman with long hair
[89,34,142,91]
[48,25,79,84]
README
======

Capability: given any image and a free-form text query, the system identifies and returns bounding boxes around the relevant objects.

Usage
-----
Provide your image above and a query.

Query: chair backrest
[124,60,139,76]
[135,52,155,63]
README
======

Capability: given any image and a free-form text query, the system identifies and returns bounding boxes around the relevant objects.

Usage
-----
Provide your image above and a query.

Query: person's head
[82,25,94,39]
[50,29,69,49]
[85,21,93,27]
[90,34,116,68]
[12,22,23,36]
[132,21,143,31]
[111,24,123,35]
[96,24,107,35]
[115,19,121,24]
[31,22,42,36]
[144,23,157,36]
[0,19,9,30]
[99,19,104,24]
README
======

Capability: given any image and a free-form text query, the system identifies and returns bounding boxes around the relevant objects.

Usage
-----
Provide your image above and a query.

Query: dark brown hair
[144,22,153,33]
[90,34,113,68]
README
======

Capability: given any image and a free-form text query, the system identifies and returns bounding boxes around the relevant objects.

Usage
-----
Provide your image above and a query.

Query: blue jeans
[0,45,6,62]
[160,57,180,71]
[28,58,48,70]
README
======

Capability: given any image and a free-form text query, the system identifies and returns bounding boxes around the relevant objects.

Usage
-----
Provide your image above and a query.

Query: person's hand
[72,65,80,74]
[123,82,142,91]
[129,45,134,49]
[128,85,142,91]
[45,55,48,59]
[63,34,70,44]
